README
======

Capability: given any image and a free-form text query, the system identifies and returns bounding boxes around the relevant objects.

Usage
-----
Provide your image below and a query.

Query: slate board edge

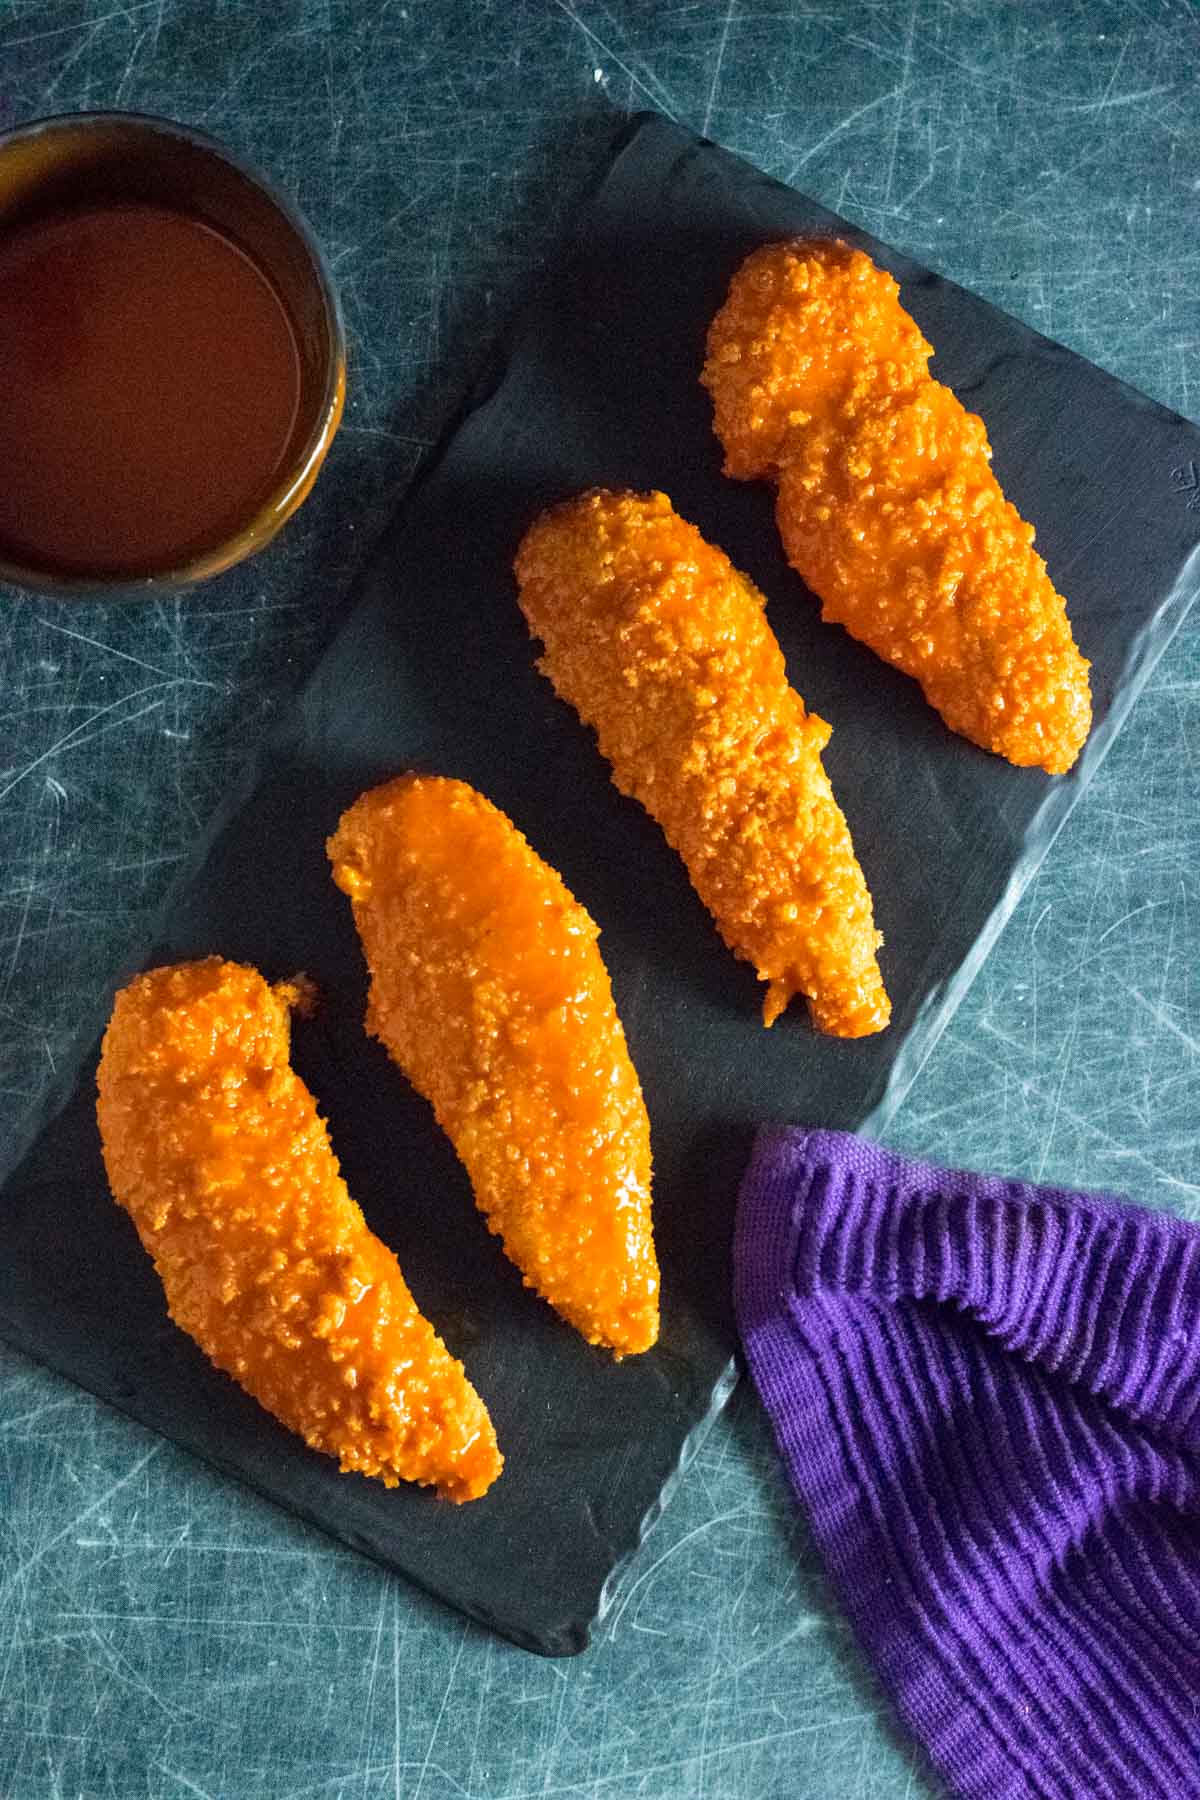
[0,1301,566,1657]
[591,1355,741,1636]
[863,540,1200,1143]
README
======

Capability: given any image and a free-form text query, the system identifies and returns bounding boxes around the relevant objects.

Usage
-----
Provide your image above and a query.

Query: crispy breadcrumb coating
[702,238,1092,775]
[97,957,501,1501]
[514,489,889,1036]
[328,776,659,1357]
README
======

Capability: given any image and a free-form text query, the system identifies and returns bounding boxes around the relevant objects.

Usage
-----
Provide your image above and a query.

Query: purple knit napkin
[734,1127,1200,1800]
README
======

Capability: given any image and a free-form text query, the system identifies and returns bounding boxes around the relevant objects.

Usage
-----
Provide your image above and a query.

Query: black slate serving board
[3,114,1198,1657]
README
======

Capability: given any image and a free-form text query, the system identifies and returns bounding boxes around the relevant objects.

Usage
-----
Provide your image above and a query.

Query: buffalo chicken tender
[514,489,890,1036]
[97,958,501,1502]
[702,238,1092,776]
[328,776,659,1357]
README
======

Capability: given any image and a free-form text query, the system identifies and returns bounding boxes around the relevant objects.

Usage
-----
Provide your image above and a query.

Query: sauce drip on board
[0,201,301,575]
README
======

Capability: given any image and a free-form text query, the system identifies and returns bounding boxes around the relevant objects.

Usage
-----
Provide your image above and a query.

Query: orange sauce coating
[328,776,659,1356]
[96,958,501,1501]
[702,239,1092,775]
[514,490,889,1036]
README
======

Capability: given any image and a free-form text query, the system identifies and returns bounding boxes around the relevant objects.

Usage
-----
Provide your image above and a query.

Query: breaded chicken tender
[97,958,501,1501]
[702,239,1092,776]
[328,776,659,1357]
[514,489,890,1036]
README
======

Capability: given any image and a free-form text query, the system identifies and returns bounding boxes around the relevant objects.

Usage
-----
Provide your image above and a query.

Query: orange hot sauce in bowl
[0,204,301,575]
[0,114,344,593]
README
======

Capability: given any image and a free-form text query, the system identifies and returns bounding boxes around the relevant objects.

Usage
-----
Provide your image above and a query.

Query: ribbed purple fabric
[734,1127,1200,1800]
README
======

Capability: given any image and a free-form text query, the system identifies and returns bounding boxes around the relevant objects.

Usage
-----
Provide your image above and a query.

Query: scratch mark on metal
[551,0,680,121]
[1,1440,161,1601]
[701,0,736,138]
[412,1621,469,1800]
[791,89,898,174]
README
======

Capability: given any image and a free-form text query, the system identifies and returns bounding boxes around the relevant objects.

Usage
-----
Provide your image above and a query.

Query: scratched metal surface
[0,2,1197,1796]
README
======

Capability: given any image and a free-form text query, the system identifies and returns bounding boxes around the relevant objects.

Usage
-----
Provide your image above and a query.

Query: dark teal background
[1,4,1197,1796]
